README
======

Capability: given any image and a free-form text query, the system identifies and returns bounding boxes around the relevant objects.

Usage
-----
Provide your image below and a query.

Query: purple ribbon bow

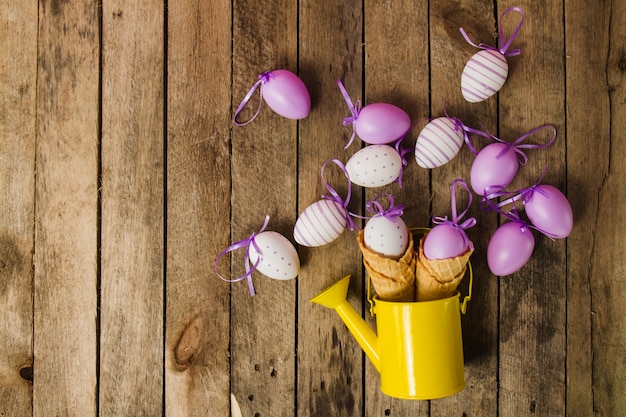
[320,158,358,231]
[233,71,273,126]
[439,99,491,155]
[213,215,271,297]
[493,125,557,165]
[365,193,405,222]
[432,179,477,251]
[460,7,525,57]
[337,80,362,149]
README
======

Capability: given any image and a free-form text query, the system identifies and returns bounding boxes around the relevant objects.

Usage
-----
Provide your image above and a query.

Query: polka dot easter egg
[346,145,403,188]
[459,7,525,103]
[415,117,466,169]
[248,231,300,280]
[364,215,409,260]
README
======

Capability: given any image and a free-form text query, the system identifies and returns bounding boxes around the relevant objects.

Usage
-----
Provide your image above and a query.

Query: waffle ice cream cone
[357,230,417,302]
[415,236,472,302]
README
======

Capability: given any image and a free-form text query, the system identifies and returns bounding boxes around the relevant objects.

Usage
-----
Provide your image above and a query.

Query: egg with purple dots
[415,117,465,168]
[247,231,300,280]
[345,144,403,188]
[364,215,409,260]
[294,199,348,247]
[461,49,509,103]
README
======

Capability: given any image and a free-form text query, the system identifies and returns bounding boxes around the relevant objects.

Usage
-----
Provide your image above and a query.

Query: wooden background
[1,0,624,416]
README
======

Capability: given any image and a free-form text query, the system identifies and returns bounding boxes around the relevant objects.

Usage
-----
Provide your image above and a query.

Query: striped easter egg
[414,117,465,168]
[461,49,509,103]
[294,199,348,247]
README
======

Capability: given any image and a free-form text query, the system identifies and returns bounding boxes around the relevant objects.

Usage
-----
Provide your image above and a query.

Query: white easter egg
[364,215,409,260]
[294,199,348,247]
[345,145,402,188]
[461,49,509,103]
[414,117,465,168]
[248,231,300,280]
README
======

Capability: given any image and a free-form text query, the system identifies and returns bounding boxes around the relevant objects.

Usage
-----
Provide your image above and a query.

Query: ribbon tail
[233,78,266,126]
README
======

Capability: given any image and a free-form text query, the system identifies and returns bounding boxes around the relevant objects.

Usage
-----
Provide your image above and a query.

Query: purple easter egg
[523,185,573,239]
[423,224,470,260]
[262,70,311,120]
[355,103,411,145]
[470,142,519,195]
[487,221,535,276]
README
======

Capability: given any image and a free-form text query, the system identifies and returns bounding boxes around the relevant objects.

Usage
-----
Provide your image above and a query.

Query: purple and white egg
[461,49,509,103]
[364,215,409,260]
[247,231,300,280]
[414,117,465,169]
[345,144,403,188]
[294,199,348,247]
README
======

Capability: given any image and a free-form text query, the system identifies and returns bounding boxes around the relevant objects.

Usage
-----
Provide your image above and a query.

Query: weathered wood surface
[0,1,624,416]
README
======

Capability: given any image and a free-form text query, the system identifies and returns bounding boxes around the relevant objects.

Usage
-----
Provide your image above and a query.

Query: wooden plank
[591,1,626,414]
[428,2,499,415]
[230,1,298,416]
[32,1,99,416]
[564,0,611,415]
[297,1,364,416]
[99,1,164,415]
[165,1,232,416]
[0,1,38,416]
[497,2,567,415]
[362,0,430,414]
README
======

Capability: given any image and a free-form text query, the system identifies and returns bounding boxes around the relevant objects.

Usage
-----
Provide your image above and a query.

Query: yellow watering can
[310,263,472,400]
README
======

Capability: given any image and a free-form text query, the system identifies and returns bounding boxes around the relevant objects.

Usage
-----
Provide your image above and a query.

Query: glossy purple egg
[262,70,311,120]
[470,142,519,195]
[423,224,470,260]
[524,185,573,239]
[354,103,411,145]
[487,221,535,276]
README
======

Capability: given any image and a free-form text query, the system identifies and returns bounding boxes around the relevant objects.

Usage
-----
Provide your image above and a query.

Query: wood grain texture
[165,1,232,416]
[230,1,298,416]
[100,1,164,415]
[591,1,626,415]
[0,1,37,416]
[297,1,364,416]
[33,1,99,416]
[0,1,624,415]
[497,1,567,416]
[565,0,611,415]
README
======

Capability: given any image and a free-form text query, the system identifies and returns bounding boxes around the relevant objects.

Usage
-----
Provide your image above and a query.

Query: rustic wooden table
[1,1,624,416]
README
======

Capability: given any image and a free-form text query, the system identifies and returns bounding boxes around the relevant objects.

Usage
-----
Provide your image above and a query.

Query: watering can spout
[310,275,380,372]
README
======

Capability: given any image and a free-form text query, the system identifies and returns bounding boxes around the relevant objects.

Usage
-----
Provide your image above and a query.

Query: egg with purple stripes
[294,199,348,247]
[345,144,403,188]
[414,117,465,168]
[461,49,509,103]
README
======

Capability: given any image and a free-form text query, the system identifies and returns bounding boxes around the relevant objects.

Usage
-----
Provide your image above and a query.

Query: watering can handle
[366,228,474,315]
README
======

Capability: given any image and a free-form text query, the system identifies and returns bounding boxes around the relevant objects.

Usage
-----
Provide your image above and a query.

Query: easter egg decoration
[487,219,535,276]
[423,179,477,260]
[521,184,573,239]
[337,80,411,148]
[459,7,525,103]
[294,159,357,247]
[414,100,488,169]
[233,69,311,126]
[346,144,403,188]
[362,194,410,260]
[214,215,300,297]
[470,124,557,196]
